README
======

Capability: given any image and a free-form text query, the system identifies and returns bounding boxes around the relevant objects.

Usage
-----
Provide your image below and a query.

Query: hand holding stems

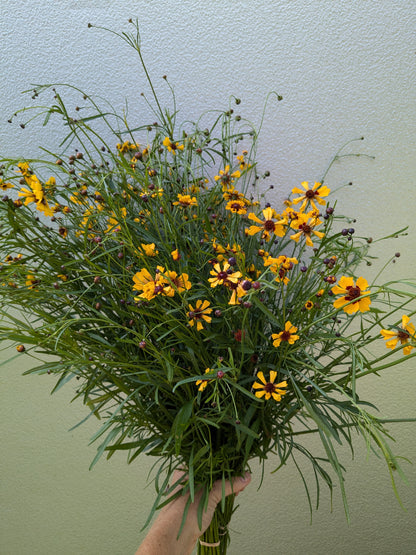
[136,470,252,555]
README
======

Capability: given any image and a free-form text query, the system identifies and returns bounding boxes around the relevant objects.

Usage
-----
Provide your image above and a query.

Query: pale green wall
[1,2,415,554]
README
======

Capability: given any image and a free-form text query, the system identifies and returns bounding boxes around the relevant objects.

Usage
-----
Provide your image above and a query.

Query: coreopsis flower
[132,268,160,301]
[225,200,247,215]
[116,140,138,153]
[223,187,250,205]
[246,207,286,242]
[26,274,39,289]
[304,300,314,310]
[106,208,127,233]
[331,276,371,314]
[35,197,54,217]
[380,315,415,355]
[187,300,212,330]
[208,262,242,288]
[18,175,43,206]
[58,226,68,238]
[264,255,298,284]
[196,368,213,392]
[214,165,241,189]
[0,179,13,191]
[252,371,288,401]
[228,280,250,305]
[140,243,159,257]
[291,181,331,211]
[236,151,249,170]
[212,241,242,262]
[272,322,300,347]
[290,211,324,247]
[70,188,89,205]
[171,248,181,261]
[162,136,184,154]
[161,269,192,295]
[17,162,31,176]
[173,194,197,207]
[44,176,56,192]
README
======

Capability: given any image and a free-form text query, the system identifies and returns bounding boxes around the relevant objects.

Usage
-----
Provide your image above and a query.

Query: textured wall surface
[1,2,415,554]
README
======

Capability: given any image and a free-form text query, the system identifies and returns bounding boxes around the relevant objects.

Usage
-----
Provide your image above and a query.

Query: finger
[166,469,188,496]
[209,472,251,505]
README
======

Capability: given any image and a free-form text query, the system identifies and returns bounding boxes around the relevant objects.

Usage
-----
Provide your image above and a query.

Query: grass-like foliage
[1,20,415,554]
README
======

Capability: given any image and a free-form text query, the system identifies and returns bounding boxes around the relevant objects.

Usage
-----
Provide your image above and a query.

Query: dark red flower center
[281,331,292,341]
[264,220,275,231]
[397,330,410,341]
[345,286,361,301]
[306,189,318,198]
[218,271,228,281]
[300,224,312,234]
[231,202,241,210]
[264,382,276,393]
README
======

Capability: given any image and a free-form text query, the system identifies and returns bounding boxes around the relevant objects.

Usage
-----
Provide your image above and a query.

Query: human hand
[136,470,251,555]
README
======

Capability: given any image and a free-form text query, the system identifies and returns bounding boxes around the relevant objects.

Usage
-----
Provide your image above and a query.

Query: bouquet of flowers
[1,21,415,554]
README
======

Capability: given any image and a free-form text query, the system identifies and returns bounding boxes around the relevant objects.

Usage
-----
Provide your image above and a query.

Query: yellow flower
[263,255,298,284]
[17,162,30,176]
[225,200,247,214]
[196,368,213,391]
[35,197,54,217]
[106,207,127,233]
[380,315,415,355]
[132,268,158,299]
[214,165,241,189]
[116,140,137,153]
[0,179,14,191]
[252,371,288,401]
[331,276,371,314]
[44,176,56,192]
[291,181,331,211]
[223,187,250,205]
[228,280,251,305]
[246,207,286,242]
[290,212,324,247]
[161,269,192,295]
[140,243,159,257]
[236,151,250,171]
[212,241,242,262]
[58,226,68,238]
[271,322,299,347]
[187,300,212,331]
[162,136,184,154]
[18,175,43,206]
[173,194,197,207]
[25,274,39,289]
[208,262,242,288]
[171,249,181,261]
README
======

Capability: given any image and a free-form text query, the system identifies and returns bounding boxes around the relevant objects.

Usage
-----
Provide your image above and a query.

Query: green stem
[197,496,235,555]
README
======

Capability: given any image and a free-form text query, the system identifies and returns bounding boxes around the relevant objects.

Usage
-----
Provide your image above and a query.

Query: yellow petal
[356,276,369,291]
[256,371,266,385]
